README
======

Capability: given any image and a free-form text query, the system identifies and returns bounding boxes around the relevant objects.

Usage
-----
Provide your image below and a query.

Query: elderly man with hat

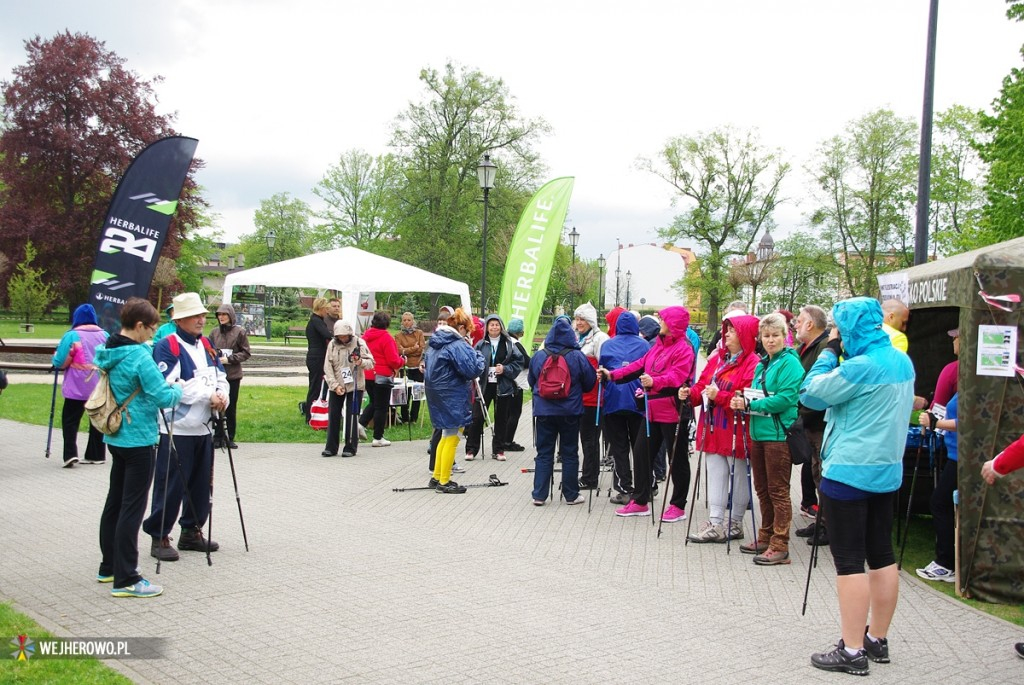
[143,292,229,561]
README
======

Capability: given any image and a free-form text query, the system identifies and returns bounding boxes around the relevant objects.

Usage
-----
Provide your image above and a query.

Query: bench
[284,327,305,344]
[18,323,35,333]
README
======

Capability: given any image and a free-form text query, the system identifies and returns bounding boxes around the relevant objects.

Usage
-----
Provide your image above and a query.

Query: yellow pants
[433,434,460,484]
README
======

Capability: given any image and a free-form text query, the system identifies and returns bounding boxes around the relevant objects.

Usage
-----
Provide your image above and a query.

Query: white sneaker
[916,561,955,582]
[464,453,476,461]
[451,462,465,473]
[566,494,586,506]
[371,438,392,447]
[357,424,367,440]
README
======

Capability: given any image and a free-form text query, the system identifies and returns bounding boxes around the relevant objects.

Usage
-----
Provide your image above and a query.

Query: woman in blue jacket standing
[93,298,183,599]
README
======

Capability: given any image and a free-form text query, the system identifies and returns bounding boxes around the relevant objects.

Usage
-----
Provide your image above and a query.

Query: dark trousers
[631,421,676,506]
[579,405,602,486]
[99,445,155,587]
[62,397,106,462]
[143,433,213,539]
[668,412,692,510]
[428,428,442,471]
[532,414,581,501]
[305,356,325,421]
[399,368,423,423]
[606,411,642,494]
[224,378,241,441]
[505,387,524,446]
[326,389,361,455]
[359,382,392,440]
[821,490,896,575]
[466,383,510,456]
[931,459,958,569]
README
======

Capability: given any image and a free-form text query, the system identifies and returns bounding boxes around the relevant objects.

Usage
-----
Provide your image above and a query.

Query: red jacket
[362,327,404,381]
[994,434,1024,476]
[691,315,760,458]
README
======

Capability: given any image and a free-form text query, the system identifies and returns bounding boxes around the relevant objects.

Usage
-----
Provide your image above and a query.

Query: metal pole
[481,187,489,317]
[914,0,939,266]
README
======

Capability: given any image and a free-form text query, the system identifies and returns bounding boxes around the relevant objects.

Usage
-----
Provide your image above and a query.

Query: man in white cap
[144,292,229,561]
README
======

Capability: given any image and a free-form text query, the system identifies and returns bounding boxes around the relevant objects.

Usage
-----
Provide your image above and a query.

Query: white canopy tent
[222,247,472,332]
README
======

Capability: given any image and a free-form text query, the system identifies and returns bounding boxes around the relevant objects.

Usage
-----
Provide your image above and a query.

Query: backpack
[85,368,140,436]
[536,349,572,400]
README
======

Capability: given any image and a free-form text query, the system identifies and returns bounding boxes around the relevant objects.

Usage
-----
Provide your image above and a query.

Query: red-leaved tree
[0,31,205,310]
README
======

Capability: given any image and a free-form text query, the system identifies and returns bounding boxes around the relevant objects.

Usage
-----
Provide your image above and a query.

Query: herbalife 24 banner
[497,177,575,346]
[89,136,199,333]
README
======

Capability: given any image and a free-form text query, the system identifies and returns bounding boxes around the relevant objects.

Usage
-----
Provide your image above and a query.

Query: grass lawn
[0,603,132,684]
[0,322,70,339]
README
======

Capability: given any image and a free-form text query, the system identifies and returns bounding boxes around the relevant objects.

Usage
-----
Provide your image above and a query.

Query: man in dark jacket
[528,318,596,505]
[793,304,830,544]
[209,304,251,449]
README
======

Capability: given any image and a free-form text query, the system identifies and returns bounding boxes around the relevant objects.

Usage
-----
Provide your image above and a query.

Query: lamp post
[568,225,579,311]
[596,253,606,318]
[615,238,622,306]
[625,269,632,310]
[476,153,497,317]
[265,230,276,341]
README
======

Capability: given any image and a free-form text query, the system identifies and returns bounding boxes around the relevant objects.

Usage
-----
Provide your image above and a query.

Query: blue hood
[543,318,579,353]
[615,311,640,337]
[73,303,98,327]
[834,297,890,358]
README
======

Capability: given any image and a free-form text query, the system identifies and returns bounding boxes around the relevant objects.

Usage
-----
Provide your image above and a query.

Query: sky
[2,0,1022,263]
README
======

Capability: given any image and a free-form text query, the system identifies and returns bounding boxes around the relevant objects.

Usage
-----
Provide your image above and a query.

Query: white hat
[171,292,208,320]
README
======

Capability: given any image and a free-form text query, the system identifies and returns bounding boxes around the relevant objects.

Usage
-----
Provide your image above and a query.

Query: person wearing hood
[425,308,486,493]
[322,320,374,457]
[53,303,109,467]
[729,312,804,565]
[597,311,649,504]
[503,318,531,452]
[599,306,695,518]
[681,313,760,540]
[637,314,661,346]
[466,314,524,461]
[799,297,913,675]
[152,303,176,344]
[209,304,251,449]
[574,303,610,489]
[394,312,426,425]
[358,311,406,447]
[605,306,627,337]
[93,298,183,598]
[528,317,596,505]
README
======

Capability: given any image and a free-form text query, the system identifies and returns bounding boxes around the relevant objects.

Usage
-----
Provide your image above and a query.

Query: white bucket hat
[171,292,208,320]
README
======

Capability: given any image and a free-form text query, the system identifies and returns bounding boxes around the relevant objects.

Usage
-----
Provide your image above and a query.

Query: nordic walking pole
[394,474,507,492]
[642,386,655,525]
[206,432,215,568]
[742,412,757,539]
[897,425,929,569]
[158,410,211,567]
[403,366,412,442]
[684,400,709,544]
[657,399,688,538]
[590,377,603,513]
[726,411,739,554]
[217,413,249,552]
[521,468,562,473]
[801,500,824,616]
[45,366,58,458]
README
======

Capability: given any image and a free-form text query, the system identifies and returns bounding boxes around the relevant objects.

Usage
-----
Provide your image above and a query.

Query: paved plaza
[1,412,1021,684]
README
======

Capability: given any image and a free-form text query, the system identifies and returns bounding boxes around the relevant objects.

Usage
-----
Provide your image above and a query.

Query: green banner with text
[497,177,575,347]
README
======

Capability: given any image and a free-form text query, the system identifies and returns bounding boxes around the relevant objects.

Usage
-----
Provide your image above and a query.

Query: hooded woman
[599,306,695,518]
[209,304,251,448]
[681,314,760,540]
[574,302,609,489]
[53,303,109,467]
[465,314,524,461]
[322,320,374,457]
[425,308,486,493]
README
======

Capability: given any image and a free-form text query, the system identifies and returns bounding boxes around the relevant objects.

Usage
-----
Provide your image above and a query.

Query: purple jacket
[53,323,108,400]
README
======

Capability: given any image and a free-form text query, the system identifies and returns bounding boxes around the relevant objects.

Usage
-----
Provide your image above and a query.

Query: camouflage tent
[881,236,1024,603]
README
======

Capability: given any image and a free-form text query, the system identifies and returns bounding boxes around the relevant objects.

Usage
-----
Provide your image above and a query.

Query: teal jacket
[800,297,915,493]
[746,347,804,442]
[92,335,183,448]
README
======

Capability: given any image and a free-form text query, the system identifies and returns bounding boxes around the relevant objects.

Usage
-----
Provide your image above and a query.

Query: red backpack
[536,349,572,400]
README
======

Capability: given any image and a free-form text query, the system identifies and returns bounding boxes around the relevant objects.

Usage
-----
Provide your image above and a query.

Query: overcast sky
[2,0,1022,262]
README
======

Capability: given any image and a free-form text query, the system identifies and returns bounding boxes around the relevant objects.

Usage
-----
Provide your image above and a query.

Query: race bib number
[195,367,216,390]
[488,366,497,383]
[742,387,769,416]
[341,367,354,386]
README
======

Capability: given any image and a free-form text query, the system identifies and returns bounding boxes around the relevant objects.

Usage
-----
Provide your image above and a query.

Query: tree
[313,149,402,250]
[238,192,313,267]
[807,109,917,298]
[0,32,205,308]
[761,231,839,312]
[7,241,55,323]
[639,126,789,324]
[929,105,987,255]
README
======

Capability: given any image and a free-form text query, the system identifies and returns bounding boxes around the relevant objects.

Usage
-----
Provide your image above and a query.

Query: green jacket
[747,347,803,442]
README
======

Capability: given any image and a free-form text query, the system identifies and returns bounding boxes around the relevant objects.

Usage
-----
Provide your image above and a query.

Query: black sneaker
[505,442,526,452]
[428,477,439,488]
[795,522,817,538]
[807,526,830,546]
[811,640,869,676]
[178,527,219,553]
[1015,642,1024,659]
[436,480,467,494]
[863,629,889,664]
[579,480,597,490]
[652,483,659,498]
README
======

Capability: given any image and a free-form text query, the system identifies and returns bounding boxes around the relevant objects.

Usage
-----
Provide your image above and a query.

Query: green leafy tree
[807,109,917,297]
[7,241,55,323]
[639,126,789,324]
[929,105,987,255]
[761,231,839,312]
[238,192,313,266]
[313,149,401,250]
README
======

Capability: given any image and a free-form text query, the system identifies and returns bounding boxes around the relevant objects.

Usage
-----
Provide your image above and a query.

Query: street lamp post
[265,230,276,341]
[615,238,622,306]
[476,153,497,317]
[625,269,632,310]
[568,225,579,311]
[596,253,606,318]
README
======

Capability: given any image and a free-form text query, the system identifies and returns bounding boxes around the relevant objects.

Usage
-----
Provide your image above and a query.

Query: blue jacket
[424,326,486,430]
[800,297,915,494]
[92,335,183,448]
[597,312,647,415]
[944,393,958,461]
[528,318,596,416]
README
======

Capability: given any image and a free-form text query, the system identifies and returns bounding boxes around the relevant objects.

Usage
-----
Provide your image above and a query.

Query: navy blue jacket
[597,312,648,415]
[528,318,596,416]
[424,326,486,430]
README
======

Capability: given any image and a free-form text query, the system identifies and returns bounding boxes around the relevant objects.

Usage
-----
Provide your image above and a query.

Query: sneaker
[863,628,889,664]
[465,452,476,461]
[96,573,114,583]
[495,453,506,461]
[150,536,179,561]
[81,459,106,465]
[321,450,337,457]
[298,401,306,416]
[800,503,819,519]
[726,521,744,541]
[807,526,830,546]
[615,500,650,517]
[795,522,817,538]
[753,548,791,565]
[372,438,392,447]
[111,578,163,599]
[436,481,467,494]
[506,442,526,452]
[740,541,769,555]
[341,450,355,458]
[811,640,869,676]
[178,527,219,553]
[532,499,545,506]
[579,480,598,490]
[566,495,586,506]
[651,483,659,498]
[609,491,630,505]
[916,561,955,582]
[687,521,726,543]
[357,424,367,440]
[661,504,686,522]
[428,477,440,488]
[1015,642,1024,660]
[63,457,78,468]
[451,462,466,474]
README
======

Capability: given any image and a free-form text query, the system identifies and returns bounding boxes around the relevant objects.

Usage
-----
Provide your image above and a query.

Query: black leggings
[821,490,896,576]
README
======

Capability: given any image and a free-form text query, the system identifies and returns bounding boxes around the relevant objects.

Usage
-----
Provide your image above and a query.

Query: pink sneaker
[615,500,651,517]
[662,504,686,522]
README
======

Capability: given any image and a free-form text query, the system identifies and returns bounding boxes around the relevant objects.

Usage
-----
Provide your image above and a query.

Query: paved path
[1,415,1020,684]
